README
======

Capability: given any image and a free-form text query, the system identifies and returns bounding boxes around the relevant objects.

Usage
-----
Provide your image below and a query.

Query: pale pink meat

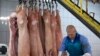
[55,10,63,52]
[17,6,30,56]
[28,8,44,56]
[43,9,53,56]
[8,12,18,56]
[51,11,58,56]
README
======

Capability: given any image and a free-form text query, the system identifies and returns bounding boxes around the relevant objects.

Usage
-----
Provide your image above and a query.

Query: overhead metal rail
[57,0,100,38]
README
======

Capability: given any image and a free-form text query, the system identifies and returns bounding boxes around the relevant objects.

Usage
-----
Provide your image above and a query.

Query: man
[59,25,92,56]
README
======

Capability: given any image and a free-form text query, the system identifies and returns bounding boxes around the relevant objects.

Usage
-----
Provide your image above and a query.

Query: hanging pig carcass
[28,8,44,56]
[55,10,63,52]
[51,11,58,56]
[38,9,45,54]
[8,12,18,56]
[43,9,53,56]
[16,5,30,56]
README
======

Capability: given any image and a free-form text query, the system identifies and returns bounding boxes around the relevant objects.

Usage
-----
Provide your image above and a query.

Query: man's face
[67,28,76,39]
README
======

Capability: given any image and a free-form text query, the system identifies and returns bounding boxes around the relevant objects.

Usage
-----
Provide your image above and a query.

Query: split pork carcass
[16,5,30,56]
[51,11,58,56]
[8,12,18,56]
[28,8,44,56]
[43,9,53,56]
[55,10,62,52]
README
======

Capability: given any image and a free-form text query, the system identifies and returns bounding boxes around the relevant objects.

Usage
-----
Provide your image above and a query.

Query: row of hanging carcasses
[8,1,63,56]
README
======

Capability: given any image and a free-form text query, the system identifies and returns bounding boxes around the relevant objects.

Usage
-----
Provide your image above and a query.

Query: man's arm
[80,35,92,56]
[59,37,67,56]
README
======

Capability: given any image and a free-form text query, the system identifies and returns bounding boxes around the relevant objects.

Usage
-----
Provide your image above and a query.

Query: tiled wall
[0,20,9,44]
[0,0,18,45]
[0,0,100,56]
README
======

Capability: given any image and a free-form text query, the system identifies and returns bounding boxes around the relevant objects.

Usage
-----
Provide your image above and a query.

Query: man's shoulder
[63,36,68,41]
[78,33,87,39]
[63,36,68,38]
[78,34,89,43]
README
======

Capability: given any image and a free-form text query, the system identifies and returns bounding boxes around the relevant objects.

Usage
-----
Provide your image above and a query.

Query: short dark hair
[66,25,76,32]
